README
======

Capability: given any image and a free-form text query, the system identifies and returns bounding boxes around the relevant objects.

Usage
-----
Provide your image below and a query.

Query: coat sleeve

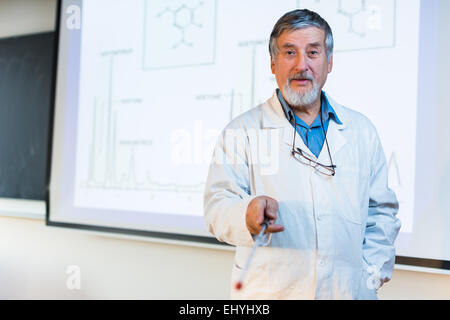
[360,129,401,297]
[203,126,257,247]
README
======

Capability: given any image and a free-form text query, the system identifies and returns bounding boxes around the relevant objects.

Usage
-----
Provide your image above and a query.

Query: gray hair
[269,9,334,61]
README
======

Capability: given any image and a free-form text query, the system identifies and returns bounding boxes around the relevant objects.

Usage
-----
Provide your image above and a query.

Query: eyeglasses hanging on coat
[290,109,337,176]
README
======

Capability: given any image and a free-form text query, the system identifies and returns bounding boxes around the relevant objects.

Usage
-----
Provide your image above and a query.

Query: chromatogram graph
[74,52,208,216]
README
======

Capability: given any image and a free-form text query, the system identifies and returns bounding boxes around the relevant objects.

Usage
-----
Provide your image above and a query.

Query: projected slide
[143,0,217,69]
[299,0,397,51]
[55,0,420,236]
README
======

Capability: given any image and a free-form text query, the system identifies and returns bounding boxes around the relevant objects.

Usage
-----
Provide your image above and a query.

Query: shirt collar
[276,88,343,127]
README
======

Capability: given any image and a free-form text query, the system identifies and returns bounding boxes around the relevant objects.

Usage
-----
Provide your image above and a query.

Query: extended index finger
[264,198,278,220]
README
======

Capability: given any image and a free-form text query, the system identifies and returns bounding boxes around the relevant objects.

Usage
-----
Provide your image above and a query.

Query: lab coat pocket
[268,248,315,299]
[333,165,364,225]
[231,247,270,299]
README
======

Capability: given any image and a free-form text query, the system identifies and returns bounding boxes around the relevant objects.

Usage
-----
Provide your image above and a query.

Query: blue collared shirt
[277,89,342,158]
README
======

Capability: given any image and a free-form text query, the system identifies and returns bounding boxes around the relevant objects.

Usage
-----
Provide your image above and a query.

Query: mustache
[289,72,314,82]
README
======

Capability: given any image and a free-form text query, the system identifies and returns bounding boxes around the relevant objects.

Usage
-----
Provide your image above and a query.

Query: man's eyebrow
[308,42,324,48]
[281,43,296,49]
[280,42,324,49]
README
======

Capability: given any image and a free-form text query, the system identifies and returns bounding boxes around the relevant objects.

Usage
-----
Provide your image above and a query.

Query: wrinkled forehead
[277,27,326,48]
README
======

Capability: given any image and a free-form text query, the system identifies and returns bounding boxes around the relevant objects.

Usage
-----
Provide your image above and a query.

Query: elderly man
[204,9,401,299]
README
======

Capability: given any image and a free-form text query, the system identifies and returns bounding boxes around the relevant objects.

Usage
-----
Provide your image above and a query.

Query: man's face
[271,27,333,107]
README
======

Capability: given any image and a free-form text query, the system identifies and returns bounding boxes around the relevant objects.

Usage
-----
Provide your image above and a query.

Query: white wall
[0,215,234,299]
[1,213,450,300]
[0,0,449,300]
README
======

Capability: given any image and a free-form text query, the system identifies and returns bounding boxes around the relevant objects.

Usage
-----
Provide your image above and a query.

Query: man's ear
[328,54,333,73]
[271,55,275,74]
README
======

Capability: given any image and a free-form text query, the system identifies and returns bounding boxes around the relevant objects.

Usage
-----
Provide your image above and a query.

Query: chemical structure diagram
[337,0,369,37]
[156,2,204,49]
[299,0,381,38]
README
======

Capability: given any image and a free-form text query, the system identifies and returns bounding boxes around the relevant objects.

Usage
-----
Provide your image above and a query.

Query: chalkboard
[0,32,55,200]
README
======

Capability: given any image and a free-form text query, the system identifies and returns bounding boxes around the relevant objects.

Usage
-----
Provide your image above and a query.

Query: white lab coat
[204,91,401,300]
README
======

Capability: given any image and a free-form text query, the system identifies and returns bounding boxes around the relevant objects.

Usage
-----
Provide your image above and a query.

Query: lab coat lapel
[282,121,310,153]
[261,93,310,152]
[317,119,346,165]
[261,92,291,129]
[317,94,348,163]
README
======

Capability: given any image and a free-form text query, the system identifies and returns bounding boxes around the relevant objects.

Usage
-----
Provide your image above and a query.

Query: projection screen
[48,0,450,270]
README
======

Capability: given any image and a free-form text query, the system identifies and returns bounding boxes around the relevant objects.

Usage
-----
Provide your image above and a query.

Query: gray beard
[282,80,320,107]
